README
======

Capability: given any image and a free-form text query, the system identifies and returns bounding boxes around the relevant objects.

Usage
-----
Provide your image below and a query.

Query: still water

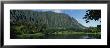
[41,34,101,39]
[16,34,101,39]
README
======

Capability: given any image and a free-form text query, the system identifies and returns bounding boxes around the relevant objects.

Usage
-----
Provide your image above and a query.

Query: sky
[33,9,101,27]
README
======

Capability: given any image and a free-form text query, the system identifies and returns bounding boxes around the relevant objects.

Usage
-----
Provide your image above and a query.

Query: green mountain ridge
[10,10,86,31]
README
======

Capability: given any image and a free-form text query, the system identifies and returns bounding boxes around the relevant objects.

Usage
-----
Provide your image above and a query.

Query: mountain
[10,10,86,32]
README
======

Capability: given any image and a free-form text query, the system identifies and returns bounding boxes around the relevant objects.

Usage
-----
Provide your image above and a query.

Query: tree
[83,10,101,23]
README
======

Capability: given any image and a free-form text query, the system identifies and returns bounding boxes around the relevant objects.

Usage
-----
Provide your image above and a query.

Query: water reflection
[40,34,101,39]
[16,34,101,39]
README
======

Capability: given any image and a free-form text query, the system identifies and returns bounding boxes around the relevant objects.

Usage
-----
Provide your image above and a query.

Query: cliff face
[10,10,85,31]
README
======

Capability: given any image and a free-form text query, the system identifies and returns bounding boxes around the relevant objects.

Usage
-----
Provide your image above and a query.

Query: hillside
[10,10,85,30]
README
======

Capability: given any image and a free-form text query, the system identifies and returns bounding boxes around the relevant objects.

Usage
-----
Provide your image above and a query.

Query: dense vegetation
[10,10,101,39]
[83,10,101,23]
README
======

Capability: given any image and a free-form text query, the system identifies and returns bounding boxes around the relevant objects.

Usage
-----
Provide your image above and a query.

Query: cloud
[33,9,63,13]
[52,10,62,13]
[41,10,63,13]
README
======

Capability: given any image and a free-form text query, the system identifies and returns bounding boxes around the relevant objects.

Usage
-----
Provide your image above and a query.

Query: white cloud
[52,10,62,13]
[41,10,50,11]
[33,9,63,13]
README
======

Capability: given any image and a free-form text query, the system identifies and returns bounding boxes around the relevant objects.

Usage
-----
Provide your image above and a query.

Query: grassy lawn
[23,33,44,36]
[15,31,101,39]
[16,33,44,39]
[52,31,101,35]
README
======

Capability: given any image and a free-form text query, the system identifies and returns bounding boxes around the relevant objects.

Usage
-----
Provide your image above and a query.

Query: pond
[40,34,101,39]
[16,34,101,39]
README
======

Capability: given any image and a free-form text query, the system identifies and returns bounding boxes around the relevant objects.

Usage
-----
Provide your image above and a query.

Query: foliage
[83,10,101,23]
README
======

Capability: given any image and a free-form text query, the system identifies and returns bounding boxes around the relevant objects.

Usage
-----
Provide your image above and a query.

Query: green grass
[52,31,100,35]
[15,31,101,39]
[16,33,44,39]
